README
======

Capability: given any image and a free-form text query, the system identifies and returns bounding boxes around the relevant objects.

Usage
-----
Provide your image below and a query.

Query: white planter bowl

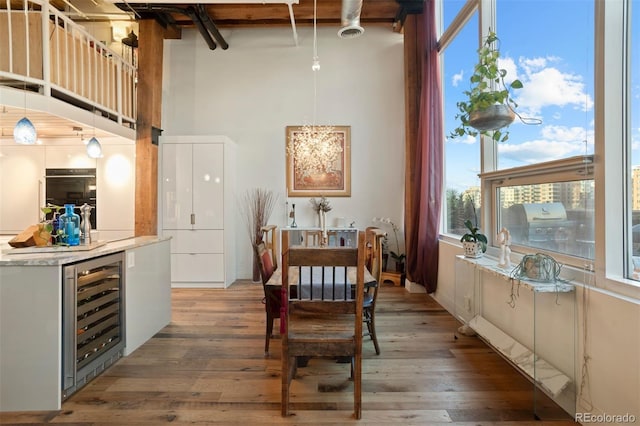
[463,241,484,258]
[469,104,515,131]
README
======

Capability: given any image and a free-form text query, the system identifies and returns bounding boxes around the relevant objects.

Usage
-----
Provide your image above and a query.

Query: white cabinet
[0,145,45,233]
[45,146,96,169]
[0,141,135,238]
[160,135,236,288]
[96,144,135,239]
[162,143,223,230]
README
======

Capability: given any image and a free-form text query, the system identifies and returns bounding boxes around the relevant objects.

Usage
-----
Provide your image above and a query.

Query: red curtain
[405,0,443,294]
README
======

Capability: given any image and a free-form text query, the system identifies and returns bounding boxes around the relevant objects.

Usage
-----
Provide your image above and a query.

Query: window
[496,0,595,170]
[442,6,480,235]
[440,0,596,269]
[627,0,640,280]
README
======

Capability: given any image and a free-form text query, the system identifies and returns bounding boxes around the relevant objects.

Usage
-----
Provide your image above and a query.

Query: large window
[440,0,595,269]
[627,1,640,280]
[442,6,480,235]
[496,1,595,170]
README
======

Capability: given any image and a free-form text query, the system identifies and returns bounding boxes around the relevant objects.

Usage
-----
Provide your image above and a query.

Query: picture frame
[286,125,351,197]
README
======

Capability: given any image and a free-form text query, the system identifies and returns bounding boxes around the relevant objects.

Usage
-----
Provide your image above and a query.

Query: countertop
[0,236,170,266]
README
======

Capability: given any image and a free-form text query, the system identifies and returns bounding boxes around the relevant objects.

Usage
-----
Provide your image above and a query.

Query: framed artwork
[286,125,351,197]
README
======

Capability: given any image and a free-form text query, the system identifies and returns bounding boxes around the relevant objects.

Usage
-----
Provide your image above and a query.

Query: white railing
[0,0,136,128]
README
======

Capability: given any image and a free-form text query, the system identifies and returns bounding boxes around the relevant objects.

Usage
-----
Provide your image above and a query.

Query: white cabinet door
[162,143,223,230]
[163,230,224,253]
[171,253,225,283]
[192,144,224,229]
[0,145,45,232]
[161,144,194,229]
[96,144,135,233]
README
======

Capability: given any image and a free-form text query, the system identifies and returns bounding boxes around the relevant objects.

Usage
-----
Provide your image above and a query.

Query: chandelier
[286,0,342,177]
[288,124,343,177]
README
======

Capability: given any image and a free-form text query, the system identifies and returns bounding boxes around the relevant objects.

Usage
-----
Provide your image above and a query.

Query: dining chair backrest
[365,227,385,284]
[254,225,280,356]
[261,224,278,271]
[280,229,366,419]
[363,227,385,355]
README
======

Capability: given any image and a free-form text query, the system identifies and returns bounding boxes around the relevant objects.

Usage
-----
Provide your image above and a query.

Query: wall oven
[62,252,125,400]
[45,168,97,228]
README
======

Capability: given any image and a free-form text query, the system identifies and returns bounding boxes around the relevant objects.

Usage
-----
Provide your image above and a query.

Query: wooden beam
[134,19,164,236]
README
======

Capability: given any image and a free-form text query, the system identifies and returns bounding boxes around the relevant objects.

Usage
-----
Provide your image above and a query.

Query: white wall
[161,26,406,279]
[435,240,640,422]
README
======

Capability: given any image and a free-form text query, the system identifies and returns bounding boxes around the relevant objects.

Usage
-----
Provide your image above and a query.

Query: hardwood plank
[0,281,576,425]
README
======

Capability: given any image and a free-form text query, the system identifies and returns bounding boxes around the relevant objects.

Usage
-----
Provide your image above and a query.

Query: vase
[252,254,262,282]
[462,241,484,258]
[319,210,327,246]
[59,204,80,246]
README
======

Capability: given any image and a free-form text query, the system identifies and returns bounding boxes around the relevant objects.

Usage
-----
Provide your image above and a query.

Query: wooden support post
[135,20,164,236]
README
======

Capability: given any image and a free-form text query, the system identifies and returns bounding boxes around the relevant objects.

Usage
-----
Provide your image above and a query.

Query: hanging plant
[450,30,539,143]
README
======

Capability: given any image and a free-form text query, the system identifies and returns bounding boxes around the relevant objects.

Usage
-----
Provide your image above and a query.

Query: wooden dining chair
[280,230,366,419]
[253,224,280,356]
[364,227,385,355]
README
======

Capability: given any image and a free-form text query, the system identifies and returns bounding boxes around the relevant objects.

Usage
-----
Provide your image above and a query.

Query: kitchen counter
[0,236,172,412]
[0,236,167,266]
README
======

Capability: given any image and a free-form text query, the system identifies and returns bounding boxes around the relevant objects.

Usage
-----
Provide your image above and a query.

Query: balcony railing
[0,0,136,129]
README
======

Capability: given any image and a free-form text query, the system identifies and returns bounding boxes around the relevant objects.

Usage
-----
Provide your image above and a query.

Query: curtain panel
[404,0,443,294]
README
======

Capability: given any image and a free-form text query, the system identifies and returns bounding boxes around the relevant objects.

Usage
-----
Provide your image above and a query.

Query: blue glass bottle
[51,212,60,245]
[59,204,80,246]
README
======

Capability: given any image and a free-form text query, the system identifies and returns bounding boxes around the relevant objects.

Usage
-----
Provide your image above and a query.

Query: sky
[440,0,620,193]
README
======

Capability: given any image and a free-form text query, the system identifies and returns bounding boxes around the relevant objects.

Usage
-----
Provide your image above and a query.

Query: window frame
[438,0,640,300]
[482,155,594,269]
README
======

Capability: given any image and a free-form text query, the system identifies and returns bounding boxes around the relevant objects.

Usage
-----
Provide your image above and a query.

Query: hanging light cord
[312,0,319,126]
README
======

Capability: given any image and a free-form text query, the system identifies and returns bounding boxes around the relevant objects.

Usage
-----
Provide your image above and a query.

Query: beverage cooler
[62,252,125,400]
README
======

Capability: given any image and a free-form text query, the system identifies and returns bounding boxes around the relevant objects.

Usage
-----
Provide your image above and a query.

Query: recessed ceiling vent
[338,0,364,39]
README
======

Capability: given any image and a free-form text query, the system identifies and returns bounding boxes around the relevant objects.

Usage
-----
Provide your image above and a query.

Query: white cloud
[541,125,593,143]
[519,56,549,72]
[498,139,581,164]
[452,70,464,87]
[515,58,594,114]
[497,57,519,85]
[498,125,594,164]
[447,133,477,145]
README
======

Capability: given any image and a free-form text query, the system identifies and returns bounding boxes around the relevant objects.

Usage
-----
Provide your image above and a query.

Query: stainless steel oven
[45,168,97,228]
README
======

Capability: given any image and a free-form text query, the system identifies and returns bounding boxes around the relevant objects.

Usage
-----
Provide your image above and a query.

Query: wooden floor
[1,281,577,425]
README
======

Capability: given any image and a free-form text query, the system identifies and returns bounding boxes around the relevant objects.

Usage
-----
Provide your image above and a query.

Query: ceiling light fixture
[86,136,102,158]
[14,79,37,145]
[86,110,102,158]
[286,0,342,178]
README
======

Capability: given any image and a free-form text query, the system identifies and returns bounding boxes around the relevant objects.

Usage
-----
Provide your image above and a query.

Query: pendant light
[86,109,102,158]
[285,0,342,177]
[86,136,102,158]
[14,79,37,145]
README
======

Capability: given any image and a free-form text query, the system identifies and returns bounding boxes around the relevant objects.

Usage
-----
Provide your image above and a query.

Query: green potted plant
[460,219,488,258]
[373,217,405,273]
[449,30,525,143]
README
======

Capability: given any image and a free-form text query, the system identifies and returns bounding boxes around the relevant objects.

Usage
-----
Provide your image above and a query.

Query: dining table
[266,265,376,299]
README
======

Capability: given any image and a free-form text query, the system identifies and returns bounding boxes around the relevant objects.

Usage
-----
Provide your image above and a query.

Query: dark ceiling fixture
[122,30,139,48]
[114,3,228,51]
[393,0,424,31]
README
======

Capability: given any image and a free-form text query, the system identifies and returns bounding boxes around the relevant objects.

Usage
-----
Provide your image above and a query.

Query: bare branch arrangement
[241,188,278,245]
